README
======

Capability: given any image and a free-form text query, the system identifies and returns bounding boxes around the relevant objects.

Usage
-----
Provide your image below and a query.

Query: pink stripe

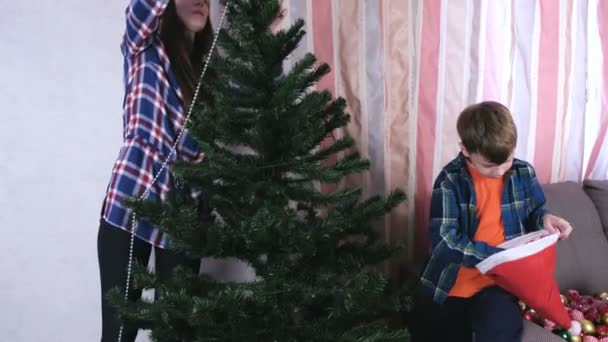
[585,0,608,179]
[312,1,336,103]
[533,0,560,184]
[311,0,337,193]
[483,2,502,100]
[415,0,441,258]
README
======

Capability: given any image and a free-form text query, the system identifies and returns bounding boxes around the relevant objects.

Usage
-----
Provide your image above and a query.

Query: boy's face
[461,146,514,178]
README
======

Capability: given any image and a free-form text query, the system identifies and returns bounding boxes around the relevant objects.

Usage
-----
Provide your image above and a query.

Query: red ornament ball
[597,325,608,337]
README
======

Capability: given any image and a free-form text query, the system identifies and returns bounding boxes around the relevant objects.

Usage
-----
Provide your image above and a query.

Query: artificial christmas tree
[110,1,408,341]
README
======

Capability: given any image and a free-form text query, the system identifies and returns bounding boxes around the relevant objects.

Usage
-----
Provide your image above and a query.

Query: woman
[97,0,213,341]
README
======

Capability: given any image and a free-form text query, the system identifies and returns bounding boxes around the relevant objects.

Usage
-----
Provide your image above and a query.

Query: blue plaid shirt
[102,0,203,248]
[419,153,547,303]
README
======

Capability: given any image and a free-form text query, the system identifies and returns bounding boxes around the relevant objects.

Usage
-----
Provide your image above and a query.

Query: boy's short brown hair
[457,101,517,164]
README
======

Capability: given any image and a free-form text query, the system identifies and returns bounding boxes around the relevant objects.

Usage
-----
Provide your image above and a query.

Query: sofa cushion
[541,182,608,293]
[521,319,564,342]
[583,179,608,238]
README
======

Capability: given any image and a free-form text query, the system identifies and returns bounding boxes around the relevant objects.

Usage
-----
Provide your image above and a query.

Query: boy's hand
[543,214,573,240]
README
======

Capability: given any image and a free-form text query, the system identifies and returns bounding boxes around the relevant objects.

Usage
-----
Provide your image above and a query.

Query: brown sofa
[522,180,608,341]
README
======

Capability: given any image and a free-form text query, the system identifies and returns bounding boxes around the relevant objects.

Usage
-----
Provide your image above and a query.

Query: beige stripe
[331,0,344,167]
[500,1,514,104]
[280,0,288,30]
[382,0,412,264]
[409,0,423,264]
[306,0,314,57]
[474,0,487,102]
[358,0,370,199]
[334,1,366,192]
[462,0,474,105]
[306,0,318,192]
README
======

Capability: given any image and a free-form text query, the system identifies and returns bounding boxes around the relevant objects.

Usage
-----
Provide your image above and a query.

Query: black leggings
[97,219,199,342]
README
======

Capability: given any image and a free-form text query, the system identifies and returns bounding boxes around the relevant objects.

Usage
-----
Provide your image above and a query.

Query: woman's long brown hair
[160,0,214,110]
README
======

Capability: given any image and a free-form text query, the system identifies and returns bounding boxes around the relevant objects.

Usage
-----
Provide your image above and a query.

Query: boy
[410,101,573,342]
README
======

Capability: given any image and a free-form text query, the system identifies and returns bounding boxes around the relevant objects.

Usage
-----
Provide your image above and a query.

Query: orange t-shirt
[448,163,505,298]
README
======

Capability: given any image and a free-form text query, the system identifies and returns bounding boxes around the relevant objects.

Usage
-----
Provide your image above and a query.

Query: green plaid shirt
[419,153,547,303]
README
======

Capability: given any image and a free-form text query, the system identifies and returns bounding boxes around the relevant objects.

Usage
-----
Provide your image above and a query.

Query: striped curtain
[213,0,608,268]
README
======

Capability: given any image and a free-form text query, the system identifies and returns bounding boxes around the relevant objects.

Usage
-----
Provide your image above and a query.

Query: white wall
[0,1,125,341]
[0,1,237,341]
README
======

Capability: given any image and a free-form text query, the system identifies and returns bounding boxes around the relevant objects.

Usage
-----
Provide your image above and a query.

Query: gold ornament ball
[560,294,569,305]
[599,292,608,301]
[600,313,608,325]
[518,300,527,311]
[580,319,596,335]
[570,335,582,342]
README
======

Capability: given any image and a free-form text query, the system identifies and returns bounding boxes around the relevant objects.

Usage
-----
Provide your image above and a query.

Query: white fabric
[476,230,559,274]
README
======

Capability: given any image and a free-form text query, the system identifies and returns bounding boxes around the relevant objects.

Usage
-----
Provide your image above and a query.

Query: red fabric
[485,243,571,329]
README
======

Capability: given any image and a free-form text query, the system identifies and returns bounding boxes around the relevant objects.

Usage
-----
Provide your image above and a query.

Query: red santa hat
[476,230,572,329]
